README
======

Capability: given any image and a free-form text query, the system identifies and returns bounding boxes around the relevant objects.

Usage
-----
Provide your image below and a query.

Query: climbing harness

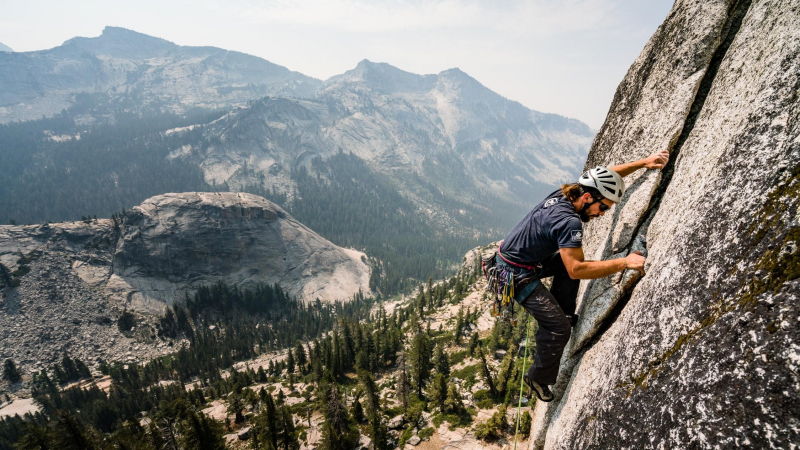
[513,314,532,449]
[482,242,542,325]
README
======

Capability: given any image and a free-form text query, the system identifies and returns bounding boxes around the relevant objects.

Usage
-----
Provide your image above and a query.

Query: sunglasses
[591,195,612,212]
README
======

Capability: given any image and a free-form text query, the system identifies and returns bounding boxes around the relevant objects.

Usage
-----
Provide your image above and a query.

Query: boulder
[356,434,371,450]
[407,436,421,446]
[237,426,252,440]
[441,438,490,450]
[530,0,800,448]
[388,414,404,429]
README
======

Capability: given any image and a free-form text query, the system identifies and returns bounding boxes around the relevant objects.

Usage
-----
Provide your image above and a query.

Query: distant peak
[0,42,13,52]
[98,26,175,45]
[441,67,465,75]
[323,60,436,94]
[60,26,176,58]
[438,67,475,81]
[351,59,405,75]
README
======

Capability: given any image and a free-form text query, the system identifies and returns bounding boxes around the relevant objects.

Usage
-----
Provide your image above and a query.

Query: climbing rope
[513,313,532,450]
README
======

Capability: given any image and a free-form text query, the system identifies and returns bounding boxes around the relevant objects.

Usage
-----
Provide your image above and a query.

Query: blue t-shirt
[501,189,583,264]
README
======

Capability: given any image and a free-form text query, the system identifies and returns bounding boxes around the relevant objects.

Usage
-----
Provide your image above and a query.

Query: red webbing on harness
[498,241,540,271]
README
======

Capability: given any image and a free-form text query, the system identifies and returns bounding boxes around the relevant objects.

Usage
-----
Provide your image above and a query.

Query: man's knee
[553,315,572,344]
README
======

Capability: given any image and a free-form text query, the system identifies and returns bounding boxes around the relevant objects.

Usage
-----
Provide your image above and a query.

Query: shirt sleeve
[553,217,584,248]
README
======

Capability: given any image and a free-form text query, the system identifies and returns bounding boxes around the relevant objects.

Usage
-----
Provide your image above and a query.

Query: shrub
[472,390,495,409]
[518,410,532,439]
[418,427,434,440]
[448,350,468,367]
[117,310,135,332]
[451,363,479,381]
[474,405,508,441]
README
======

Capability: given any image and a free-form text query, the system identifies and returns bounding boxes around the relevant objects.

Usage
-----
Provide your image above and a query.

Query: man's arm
[609,150,670,178]
[559,247,645,280]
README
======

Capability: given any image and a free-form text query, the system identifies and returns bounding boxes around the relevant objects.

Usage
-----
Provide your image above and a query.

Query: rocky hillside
[193,59,592,209]
[529,0,799,448]
[0,26,320,123]
[0,192,370,373]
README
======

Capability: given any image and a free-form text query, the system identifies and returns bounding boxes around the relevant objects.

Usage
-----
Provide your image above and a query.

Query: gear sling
[482,241,542,325]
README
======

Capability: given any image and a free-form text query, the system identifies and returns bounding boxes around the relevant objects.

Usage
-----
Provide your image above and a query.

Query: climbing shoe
[524,374,554,402]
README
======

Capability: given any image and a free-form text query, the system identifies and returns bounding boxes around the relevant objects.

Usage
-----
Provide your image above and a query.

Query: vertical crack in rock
[533,2,757,446]
[575,0,752,355]
[576,0,754,356]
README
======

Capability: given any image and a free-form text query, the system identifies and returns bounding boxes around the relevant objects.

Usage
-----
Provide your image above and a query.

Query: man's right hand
[625,251,646,275]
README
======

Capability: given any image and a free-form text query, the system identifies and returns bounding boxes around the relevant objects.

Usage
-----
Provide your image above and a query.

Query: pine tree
[278,404,299,450]
[294,341,307,372]
[287,349,295,374]
[468,332,480,356]
[276,389,285,405]
[407,326,432,397]
[351,396,365,423]
[227,391,245,424]
[417,286,426,317]
[433,345,450,378]
[319,384,359,450]
[454,307,464,343]
[178,411,226,450]
[477,346,497,396]
[426,373,448,412]
[396,353,411,413]
[356,371,388,449]
[3,358,21,383]
[15,422,55,450]
[255,391,279,450]
[257,366,268,382]
[497,345,517,400]
[54,411,97,450]
[444,382,465,414]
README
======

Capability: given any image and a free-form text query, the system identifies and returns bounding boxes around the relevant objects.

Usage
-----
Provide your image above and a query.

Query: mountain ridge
[0,26,321,123]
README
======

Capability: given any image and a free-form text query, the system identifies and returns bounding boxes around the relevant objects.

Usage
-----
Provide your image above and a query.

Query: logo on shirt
[571,230,583,242]
[544,198,559,208]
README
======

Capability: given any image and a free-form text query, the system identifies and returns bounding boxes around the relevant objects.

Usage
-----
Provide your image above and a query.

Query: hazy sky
[0,0,674,129]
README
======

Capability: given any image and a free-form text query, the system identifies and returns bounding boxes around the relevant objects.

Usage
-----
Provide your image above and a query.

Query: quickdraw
[483,253,519,325]
[483,243,542,326]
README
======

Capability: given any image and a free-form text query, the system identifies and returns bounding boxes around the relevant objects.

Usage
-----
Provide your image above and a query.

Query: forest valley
[0,248,537,449]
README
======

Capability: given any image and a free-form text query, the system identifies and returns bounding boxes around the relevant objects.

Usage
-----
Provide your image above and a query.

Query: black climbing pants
[518,252,580,386]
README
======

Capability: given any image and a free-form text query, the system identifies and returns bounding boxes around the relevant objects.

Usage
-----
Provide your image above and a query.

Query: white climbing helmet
[578,167,625,203]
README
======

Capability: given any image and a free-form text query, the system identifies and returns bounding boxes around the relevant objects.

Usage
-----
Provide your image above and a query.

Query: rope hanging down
[513,314,531,450]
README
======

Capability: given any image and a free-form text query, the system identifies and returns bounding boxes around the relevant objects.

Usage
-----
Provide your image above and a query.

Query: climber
[498,150,669,402]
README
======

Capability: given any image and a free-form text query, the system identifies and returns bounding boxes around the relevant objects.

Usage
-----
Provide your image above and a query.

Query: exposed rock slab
[531,0,800,448]
[111,192,370,311]
[0,192,370,375]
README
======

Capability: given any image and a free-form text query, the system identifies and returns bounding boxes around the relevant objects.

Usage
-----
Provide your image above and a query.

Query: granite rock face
[110,192,370,312]
[0,192,370,372]
[530,0,800,448]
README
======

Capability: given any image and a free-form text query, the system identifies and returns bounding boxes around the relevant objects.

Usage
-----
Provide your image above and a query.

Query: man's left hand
[643,150,669,169]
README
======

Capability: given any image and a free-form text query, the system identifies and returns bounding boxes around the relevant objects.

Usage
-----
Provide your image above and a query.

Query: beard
[578,203,593,223]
